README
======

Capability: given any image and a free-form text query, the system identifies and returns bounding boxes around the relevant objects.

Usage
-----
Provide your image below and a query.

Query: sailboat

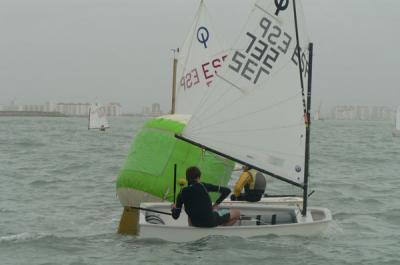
[313,101,322,121]
[392,106,400,137]
[88,103,109,131]
[116,0,235,235]
[138,0,331,241]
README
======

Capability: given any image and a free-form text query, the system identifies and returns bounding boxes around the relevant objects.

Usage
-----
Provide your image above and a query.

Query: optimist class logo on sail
[180,26,227,90]
[197,26,210,48]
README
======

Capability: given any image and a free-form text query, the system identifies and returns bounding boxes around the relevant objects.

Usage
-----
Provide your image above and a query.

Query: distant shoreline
[0,111,68,117]
[0,111,161,118]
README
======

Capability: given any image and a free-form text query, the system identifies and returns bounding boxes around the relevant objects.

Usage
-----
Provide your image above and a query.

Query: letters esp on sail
[181,0,311,186]
[175,0,227,115]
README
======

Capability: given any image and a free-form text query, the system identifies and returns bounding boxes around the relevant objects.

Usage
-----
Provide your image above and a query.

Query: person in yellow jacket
[230,166,266,202]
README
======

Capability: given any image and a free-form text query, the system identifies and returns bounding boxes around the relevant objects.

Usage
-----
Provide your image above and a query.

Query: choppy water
[0,117,399,265]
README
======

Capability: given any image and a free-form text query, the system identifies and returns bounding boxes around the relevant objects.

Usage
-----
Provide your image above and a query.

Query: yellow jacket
[233,169,257,197]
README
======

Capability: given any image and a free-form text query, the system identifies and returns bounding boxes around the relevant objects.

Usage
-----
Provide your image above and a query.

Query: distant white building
[55,102,122,116]
[141,103,163,116]
[3,100,23,111]
[56,103,90,116]
[0,101,122,116]
[332,105,395,121]
[105,103,122,116]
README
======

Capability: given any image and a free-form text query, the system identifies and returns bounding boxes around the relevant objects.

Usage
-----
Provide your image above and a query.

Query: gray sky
[0,0,399,114]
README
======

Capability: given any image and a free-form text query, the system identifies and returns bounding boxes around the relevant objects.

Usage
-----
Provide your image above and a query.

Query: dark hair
[186,166,201,184]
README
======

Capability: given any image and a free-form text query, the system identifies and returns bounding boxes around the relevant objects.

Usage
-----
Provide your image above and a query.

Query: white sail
[314,111,320,121]
[181,0,310,185]
[175,0,227,114]
[88,103,109,130]
[396,106,400,131]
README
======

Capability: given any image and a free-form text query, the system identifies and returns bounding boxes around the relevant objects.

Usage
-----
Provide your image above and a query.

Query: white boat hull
[224,196,303,206]
[139,202,331,242]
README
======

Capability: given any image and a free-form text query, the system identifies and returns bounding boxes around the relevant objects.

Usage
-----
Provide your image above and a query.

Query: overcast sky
[0,0,399,113]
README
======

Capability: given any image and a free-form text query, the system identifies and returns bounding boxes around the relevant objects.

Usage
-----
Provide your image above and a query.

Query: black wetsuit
[171,182,231,227]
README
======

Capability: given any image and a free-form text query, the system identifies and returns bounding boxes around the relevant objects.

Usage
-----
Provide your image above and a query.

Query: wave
[0,232,50,244]
[29,179,68,186]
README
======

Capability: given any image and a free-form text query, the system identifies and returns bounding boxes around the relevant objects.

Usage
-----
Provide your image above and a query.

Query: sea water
[0,117,399,265]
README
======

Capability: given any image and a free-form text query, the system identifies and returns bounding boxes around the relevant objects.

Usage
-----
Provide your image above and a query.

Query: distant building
[141,103,163,116]
[3,100,23,111]
[55,102,122,116]
[105,103,122,116]
[0,100,122,117]
[332,105,395,121]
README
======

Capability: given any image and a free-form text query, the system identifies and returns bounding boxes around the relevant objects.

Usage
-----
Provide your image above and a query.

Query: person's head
[242,165,251,171]
[186,166,201,185]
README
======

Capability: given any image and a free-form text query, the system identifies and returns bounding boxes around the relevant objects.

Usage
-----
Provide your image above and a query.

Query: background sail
[175,0,227,114]
[89,103,109,129]
[182,0,310,185]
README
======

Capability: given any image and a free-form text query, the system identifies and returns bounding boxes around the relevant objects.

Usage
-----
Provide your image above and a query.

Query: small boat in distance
[392,106,400,137]
[88,103,109,131]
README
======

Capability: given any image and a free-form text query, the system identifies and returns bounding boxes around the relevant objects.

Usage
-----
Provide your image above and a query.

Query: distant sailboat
[314,101,322,121]
[392,106,400,137]
[88,103,109,131]
[314,111,320,121]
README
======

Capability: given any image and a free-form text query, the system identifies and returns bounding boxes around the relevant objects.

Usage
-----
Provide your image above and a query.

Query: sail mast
[292,0,311,216]
[88,106,90,130]
[171,49,178,114]
[302,42,313,216]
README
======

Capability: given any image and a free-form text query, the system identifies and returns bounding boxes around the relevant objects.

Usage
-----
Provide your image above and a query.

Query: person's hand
[171,204,176,210]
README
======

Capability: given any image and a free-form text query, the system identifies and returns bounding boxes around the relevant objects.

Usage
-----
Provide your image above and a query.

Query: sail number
[228,17,292,84]
[180,55,227,90]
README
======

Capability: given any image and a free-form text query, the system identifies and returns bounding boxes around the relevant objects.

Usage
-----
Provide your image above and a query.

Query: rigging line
[129,206,172,216]
[187,122,304,135]
[187,135,304,159]
[179,3,203,78]
[292,0,308,121]
[187,93,302,134]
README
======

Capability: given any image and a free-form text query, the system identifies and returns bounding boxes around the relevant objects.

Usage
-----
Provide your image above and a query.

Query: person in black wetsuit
[171,166,240,227]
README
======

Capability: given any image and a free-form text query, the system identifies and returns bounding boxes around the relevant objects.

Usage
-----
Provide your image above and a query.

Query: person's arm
[203,183,231,205]
[171,192,183,219]
[233,171,252,197]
